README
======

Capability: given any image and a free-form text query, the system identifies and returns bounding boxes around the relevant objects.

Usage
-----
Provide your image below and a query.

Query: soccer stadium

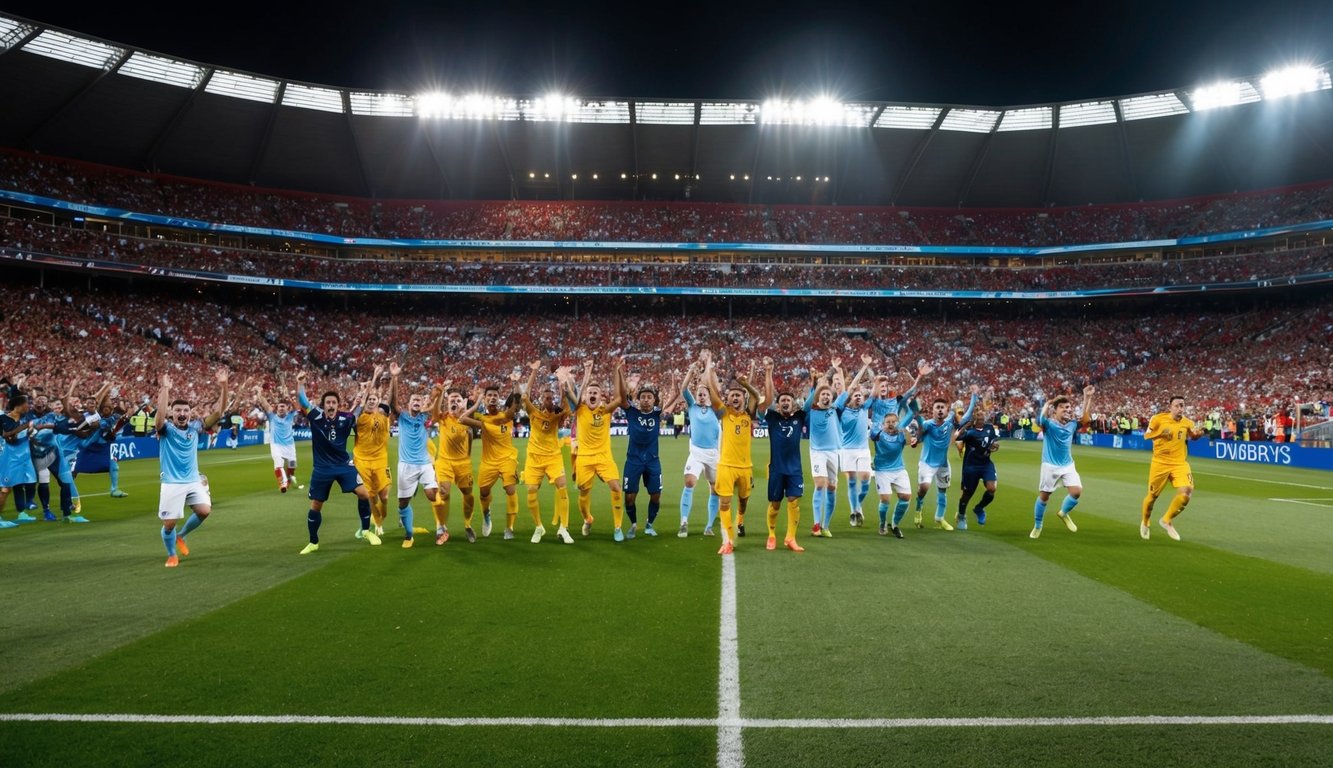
[0,7,1330,767]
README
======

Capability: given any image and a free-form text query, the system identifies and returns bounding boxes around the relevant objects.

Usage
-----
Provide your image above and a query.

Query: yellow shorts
[523,455,566,485]
[1147,463,1193,496]
[715,466,753,499]
[478,459,519,489]
[434,458,474,489]
[354,459,391,495]
[575,454,620,489]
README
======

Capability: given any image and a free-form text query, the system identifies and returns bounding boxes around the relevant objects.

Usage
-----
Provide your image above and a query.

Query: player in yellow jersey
[474,372,523,540]
[430,386,480,544]
[522,361,574,544]
[708,361,764,555]
[351,366,392,534]
[1141,395,1205,541]
[564,358,627,541]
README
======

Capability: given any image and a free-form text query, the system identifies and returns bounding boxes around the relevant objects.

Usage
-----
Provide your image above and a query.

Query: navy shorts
[309,465,363,502]
[622,458,663,494]
[767,472,804,502]
[961,463,997,491]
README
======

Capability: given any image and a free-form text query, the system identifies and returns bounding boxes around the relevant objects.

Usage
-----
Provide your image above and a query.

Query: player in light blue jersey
[0,389,38,526]
[834,355,874,528]
[669,352,723,538]
[869,410,917,538]
[388,361,442,549]
[1030,386,1094,540]
[805,364,845,538]
[155,369,228,568]
[256,377,301,494]
[866,361,932,426]
[914,384,979,531]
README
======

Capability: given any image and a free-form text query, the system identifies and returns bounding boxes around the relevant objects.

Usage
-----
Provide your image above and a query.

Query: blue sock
[400,506,414,539]
[824,488,836,527]
[13,485,28,513]
[915,493,924,512]
[307,509,322,543]
[108,460,120,490]
[1061,496,1079,515]
[846,484,858,518]
[706,493,719,530]
[179,512,204,538]
[936,488,947,519]
[625,498,638,525]
[1034,499,1047,528]
[679,486,694,523]
[893,499,908,527]
[161,526,177,556]
[59,483,73,515]
[647,498,660,525]
[358,498,371,530]
[878,501,889,526]
[38,483,51,511]
[811,489,823,527]
[976,490,995,513]
[858,479,871,509]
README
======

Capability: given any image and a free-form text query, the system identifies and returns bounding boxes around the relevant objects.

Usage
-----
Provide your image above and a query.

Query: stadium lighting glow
[528,172,535,178]
[22,29,123,69]
[1259,66,1331,99]
[118,51,205,89]
[415,91,453,118]
[621,173,627,179]
[729,174,735,180]
[349,91,414,117]
[743,174,750,180]
[651,173,657,180]
[543,173,549,178]
[571,174,577,180]
[534,93,578,121]
[795,176,802,181]
[206,69,279,104]
[283,83,345,113]
[760,96,874,127]
[674,173,680,180]
[1189,80,1260,110]
[1118,92,1190,121]
[592,173,598,180]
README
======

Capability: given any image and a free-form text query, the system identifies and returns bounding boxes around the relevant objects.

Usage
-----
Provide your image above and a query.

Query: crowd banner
[106,429,312,463]
[1078,432,1331,470]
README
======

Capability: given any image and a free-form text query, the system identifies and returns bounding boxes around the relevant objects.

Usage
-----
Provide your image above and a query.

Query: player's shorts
[809,450,840,481]
[33,451,56,478]
[621,457,663,494]
[354,458,391,494]
[683,446,719,482]
[1,455,37,488]
[478,458,519,489]
[961,463,998,490]
[874,468,913,496]
[270,441,297,467]
[434,457,474,488]
[1038,462,1082,494]
[1147,462,1193,496]
[917,461,952,489]
[837,448,872,474]
[397,461,439,498]
[767,471,804,502]
[575,453,621,489]
[159,480,211,520]
[309,464,363,502]
[715,465,753,499]
[523,454,567,485]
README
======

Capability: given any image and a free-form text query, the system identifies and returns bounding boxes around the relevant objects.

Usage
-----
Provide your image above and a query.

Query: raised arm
[255,384,273,414]
[459,387,485,428]
[203,369,229,430]
[829,357,845,394]
[953,385,980,425]
[704,363,724,411]
[524,360,543,412]
[388,361,402,413]
[905,361,933,400]
[505,368,524,417]
[763,357,776,409]
[847,354,872,394]
[737,369,764,415]
[60,376,81,416]
[155,373,172,431]
[602,357,627,411]
[1080,385,1095,428]
[296,371,312,411]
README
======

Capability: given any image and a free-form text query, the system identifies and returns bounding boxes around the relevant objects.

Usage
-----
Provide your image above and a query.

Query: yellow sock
[610,487,624,529]
[527,487,542,526]
[462,492,474,526]
[785,498,801,541]
[506,491,518,530]
[719,503,734,542]
[767,501,780,536]
[555,486,570,528]
[432,496,449,527]
[578,488,592,523]
[1141,494,1156,525]
[1164,493,1189,523]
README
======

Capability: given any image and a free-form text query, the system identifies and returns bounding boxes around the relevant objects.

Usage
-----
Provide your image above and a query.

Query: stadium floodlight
[1189,80,1260,110]
[415,91,453,118]
[562,100,630,124]
[528,172,536,178]
[118,51,205,89]
[760,97,874,127]
[592,173,598,180]
[350,91,414,117]
[571,174,578,180]
[700,102,760,124]
[205,69,280,103]
[651,173,657,179]
[0,16,36,52]
[23,29,123,70]
[874,105,941,130]
[1118,92,1190,121]
[938,108,1001,133]
[636,101,696,125]
[1259,65,1331,99]
[1059,100,1117,128]
[674,173,680,180]
[996,106,1053,132]
[621,173,627,179]
[729,174,736,180]
[283,83,345,113]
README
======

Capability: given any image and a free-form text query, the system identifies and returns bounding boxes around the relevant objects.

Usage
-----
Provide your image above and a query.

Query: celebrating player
[351,367,392,535]
[617,363,667,539]
[869,410,915,538]
[955,393,1001,529]
[1140,395,1205,541]
[710,361,764,554]
[1030,386,1094,540]
[762,358,805,552]
[296,371,381,553]
[475,372,523,540]
[805,364,844,538]
[256,379,301,494]
[431,385,480,544]
[522,361,574,544]
[671,354,722,537]
[154,370,228,567]
[835,355,874,527]
[389,362,443,548]
[564,358,627,541]
[914,384,978,531]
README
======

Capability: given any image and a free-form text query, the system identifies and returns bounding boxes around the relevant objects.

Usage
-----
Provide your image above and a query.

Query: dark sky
[4,0,1332,105]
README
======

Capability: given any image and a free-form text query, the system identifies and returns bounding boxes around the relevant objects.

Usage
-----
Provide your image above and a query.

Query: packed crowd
[5,150,1333,246]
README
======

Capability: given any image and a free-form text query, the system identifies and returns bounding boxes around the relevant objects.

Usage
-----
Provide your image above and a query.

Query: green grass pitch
[1,435,1330,767]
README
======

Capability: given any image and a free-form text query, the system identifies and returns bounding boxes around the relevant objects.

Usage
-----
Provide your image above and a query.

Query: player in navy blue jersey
[296,371,381,554]
[954,394,1001,529]
[762,357,806,552]
[617,364,673,538]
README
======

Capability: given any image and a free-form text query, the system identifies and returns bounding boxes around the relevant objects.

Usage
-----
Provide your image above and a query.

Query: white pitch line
[0,713,1329,728]
[1268,498,1333,509]
[717,554,745,768]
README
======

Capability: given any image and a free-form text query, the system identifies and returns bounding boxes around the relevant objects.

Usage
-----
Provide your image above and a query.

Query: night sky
[3,0,1332,105]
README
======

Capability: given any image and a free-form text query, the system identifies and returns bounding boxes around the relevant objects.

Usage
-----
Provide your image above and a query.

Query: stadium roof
[3,13,1333,207]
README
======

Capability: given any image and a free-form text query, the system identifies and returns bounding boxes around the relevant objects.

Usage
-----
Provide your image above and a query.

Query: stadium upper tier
[3,150,1333,248]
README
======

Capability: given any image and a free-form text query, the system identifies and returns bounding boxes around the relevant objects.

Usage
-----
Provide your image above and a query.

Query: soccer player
[805,365,844,538]
[351,367,392,534]
[154,370,228,567]
[564,358,627,541]
[521,361,574,544]
[74,386,134,501]
[762,358,805,552]
[388,361,442,549]
[834,355,875,527]
[295,371,381,553]
[955,394,1001,529]
[914,384,979,531]
[617,364,668,539]
[0,391,38,526]
[1030,386,1095,540]
[431,385,480,544]
[256,381,301,493]
[867,362,932,428]
[474,372,523,540]
[709,362,764,554]
[1141,395,1205,541]
[670,353,722,538]
[869,410,915,538]
[36,397,95,522]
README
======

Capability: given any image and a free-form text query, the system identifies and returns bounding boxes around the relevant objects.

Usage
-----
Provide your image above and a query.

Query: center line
[718,554,744,768]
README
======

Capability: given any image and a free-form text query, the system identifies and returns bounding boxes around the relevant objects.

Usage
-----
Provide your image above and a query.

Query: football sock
[893,499,908,527]
[13,485,28,512]
[957,496,968,518]
[846,484,859,518]
[610,487,624,530]
[1141,493,1156,525]
[719,504,734,542]
[1164,493,1189,523]
[399,506,414,540]
[625,496,638,525]
[462,491,475,526]
[108,460,120,490]
[506,491,518,531]
[59,483,73,515]
[432,495,449,527]
[527,487,542,525]
[824,488,836,527]
[878,500,889,526]
[37,483,50,511]
[1061,495,1079,515]
[935,488,947,519]
[679,486,694,524]
[161,526,177,556]
[811,489,823,527]
[706,493,719,530]
[274,468,285,484]
[578,488,592,523]
[858,479,872,509]
[1033,499,1047,528]
[976,490,995,513]
[357,498,372,530]
[647,497,660,525]
[307,509,322,543]
[915,492,925,512]
[179,512,204,538]
[555,486,570,528]
[785,497,801,540]
[767,501,780,536]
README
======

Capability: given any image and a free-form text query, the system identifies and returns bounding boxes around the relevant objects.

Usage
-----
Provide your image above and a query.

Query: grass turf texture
[1,437,1329,766]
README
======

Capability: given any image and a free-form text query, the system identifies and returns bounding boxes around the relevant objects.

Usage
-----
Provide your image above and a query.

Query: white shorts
[37,467,51,483]
[917,462,952,489]
[809,450,840,481]
[397,462,439,498]
[159,481,211,520]
[874,468,913,496]
[270,441,297,467]
[684,446,719,483]
[838,449,872,474]
[1038,462,1082,493]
